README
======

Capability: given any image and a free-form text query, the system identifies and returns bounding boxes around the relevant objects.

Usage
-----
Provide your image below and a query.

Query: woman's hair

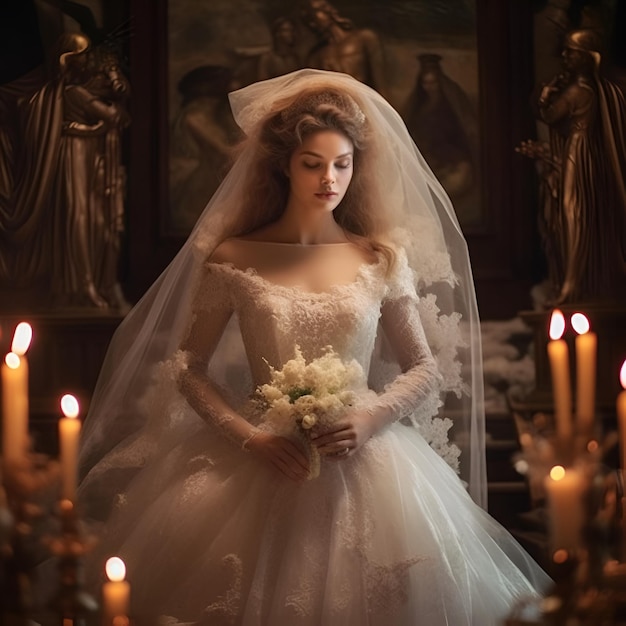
[227,85,395,265]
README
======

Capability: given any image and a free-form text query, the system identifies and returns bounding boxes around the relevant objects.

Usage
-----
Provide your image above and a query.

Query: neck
[273,207,346,245]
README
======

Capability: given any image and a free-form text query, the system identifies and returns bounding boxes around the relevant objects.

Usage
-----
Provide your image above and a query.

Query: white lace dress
[81,253,551,626]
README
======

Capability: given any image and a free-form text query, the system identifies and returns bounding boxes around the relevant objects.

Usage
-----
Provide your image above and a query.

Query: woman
[78,69,550,625]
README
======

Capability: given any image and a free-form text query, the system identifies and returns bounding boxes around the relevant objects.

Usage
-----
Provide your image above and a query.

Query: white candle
[547,310,572,440]
[2,322,33,464]
[618,361,626,472]
[544,464,586,553]
[571,313,597,437]
[1,352,28,463]
[59,394,81,502]
[103,557,130,625]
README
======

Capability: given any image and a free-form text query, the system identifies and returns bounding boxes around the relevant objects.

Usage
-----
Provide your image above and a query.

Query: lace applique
[285,581,317,618]
[364,555,427,615]
[203,554,243,622]
[334,486,374,552]
[180,460,219,505]
[114,493,128,510]
[416,416,461,473]
[181,471,212,505]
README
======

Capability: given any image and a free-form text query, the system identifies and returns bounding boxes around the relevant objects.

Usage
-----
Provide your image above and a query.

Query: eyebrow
[299,151,353,158]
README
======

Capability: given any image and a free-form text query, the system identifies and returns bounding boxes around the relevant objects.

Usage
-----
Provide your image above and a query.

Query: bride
[77,69,551,625]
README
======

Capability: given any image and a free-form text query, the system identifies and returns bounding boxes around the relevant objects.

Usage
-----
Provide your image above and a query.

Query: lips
[316,192,337,198]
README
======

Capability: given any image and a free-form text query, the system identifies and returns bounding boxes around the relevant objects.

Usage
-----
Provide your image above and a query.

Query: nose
[321,169,335,186]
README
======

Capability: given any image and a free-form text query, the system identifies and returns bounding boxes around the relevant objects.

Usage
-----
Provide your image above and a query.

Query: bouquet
[254,346,365,479]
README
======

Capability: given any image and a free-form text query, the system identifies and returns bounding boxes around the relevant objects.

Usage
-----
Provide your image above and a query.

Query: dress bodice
[203,259,388,385]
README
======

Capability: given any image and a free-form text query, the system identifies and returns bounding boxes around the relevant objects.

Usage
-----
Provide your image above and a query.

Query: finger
[272,454,307,482]
[281,440,310,471]
[311,427,351,447]
[317,440,352,456]
[310,421,349,440]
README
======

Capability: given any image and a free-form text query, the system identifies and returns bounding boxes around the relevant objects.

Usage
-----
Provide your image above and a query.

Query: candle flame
[549,309,566,340]
[60,394,80,418]
[570,312,590,335]
[105,556,126,582]
[11,322,32,355]
[4,352,20,369]
[587,440,599,453]
[553,549,569,564]
[621,360,626,390]
[549,465,566,481]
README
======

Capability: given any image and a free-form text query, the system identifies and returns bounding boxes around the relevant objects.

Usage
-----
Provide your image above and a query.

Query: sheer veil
[77,69,487,515]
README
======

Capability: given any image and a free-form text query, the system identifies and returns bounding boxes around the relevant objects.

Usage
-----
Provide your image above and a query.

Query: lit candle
[1,322,33,464]
[547,310,572,440]
[618,361,626,472]
[103,557,130,625]
[1,353,28,463]
[544,464,586,553]
[59,394,81,502]
[571,313,597,437]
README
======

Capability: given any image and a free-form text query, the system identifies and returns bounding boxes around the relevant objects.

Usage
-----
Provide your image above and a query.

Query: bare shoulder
[208,238,265,270]
[209,239,240,265]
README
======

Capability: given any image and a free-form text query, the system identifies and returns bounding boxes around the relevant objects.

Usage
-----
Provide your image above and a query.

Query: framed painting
[164,0,483,234]
[127,0,539,317]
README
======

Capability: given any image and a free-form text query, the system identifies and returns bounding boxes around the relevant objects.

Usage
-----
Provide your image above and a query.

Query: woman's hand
[310,409,383,459]
[246,431,310,481]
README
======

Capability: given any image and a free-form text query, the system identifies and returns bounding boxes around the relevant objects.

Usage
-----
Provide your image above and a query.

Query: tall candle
[59,394,81,502]
[618,361,626,472]
[103,557,130,625]
[544,464,586,553]
[2,322,33,464]
[571,313,597,437]
[547,310,572,439]
[1,352,28,463]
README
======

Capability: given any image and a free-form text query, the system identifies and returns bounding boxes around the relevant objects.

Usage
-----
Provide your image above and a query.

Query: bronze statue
[257,17,301,81]
[0,32,130,312]
[300,0,388,98]
[520,28,626,305]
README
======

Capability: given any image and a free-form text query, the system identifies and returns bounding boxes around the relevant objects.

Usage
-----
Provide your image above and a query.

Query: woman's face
[286,130,354,213]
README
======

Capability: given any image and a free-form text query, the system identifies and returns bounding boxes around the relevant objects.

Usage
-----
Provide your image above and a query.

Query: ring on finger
[337,447,350,456]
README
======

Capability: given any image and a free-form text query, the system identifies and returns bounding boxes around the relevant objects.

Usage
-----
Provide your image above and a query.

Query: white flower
[256,346,366,479]
[301,414,317,429]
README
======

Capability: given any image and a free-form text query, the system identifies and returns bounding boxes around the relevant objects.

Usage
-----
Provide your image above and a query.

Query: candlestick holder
[0,452,60,623]
[47,499,99,625]
[507,413,626,625]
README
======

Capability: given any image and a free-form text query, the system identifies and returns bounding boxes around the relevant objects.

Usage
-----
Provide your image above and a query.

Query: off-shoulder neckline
[205,255,384,297]
[227,239,356,247]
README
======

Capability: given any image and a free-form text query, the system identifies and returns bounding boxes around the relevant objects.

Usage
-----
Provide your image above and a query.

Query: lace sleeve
[178,263,260,449]
[367,252,443,425]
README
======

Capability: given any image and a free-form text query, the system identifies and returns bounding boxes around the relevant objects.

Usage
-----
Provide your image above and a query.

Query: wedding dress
[80,246,551,626]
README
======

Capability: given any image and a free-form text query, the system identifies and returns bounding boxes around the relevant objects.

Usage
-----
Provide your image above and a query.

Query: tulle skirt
[83,420,551,626]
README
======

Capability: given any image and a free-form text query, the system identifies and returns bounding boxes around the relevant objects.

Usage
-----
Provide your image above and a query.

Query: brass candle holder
[507,413,626,625]
[47,499,99,625]
[0,452,60,623]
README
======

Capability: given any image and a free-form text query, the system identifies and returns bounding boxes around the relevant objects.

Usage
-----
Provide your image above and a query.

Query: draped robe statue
[520,29,626,305]
[0,32,130,312]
